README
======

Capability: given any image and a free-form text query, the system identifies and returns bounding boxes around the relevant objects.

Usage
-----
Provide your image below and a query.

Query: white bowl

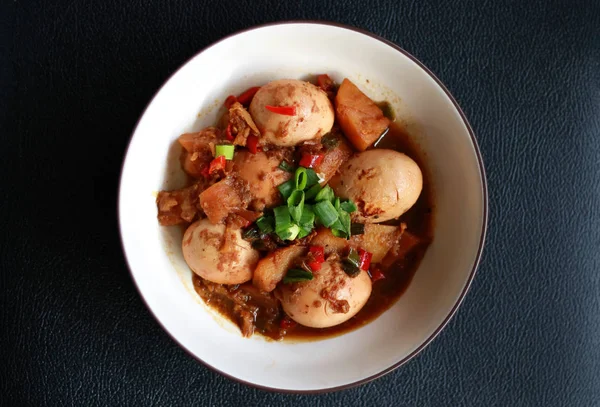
[119,22,487,392]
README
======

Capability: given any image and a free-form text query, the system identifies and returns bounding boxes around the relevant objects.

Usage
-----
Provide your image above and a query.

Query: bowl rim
[117,20,488,394]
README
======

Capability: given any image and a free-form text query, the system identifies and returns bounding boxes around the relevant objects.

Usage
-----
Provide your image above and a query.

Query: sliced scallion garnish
[314,185,334,202]
[314,200,338,227]
[277,223,300,241]
[287,190,305,224]
[242,225,261,240]
[283,268,313,284]
[350,223,365,235]
[215,144,235,160]
[274,206,300,240]
[278,160,295,173]
[304,168,320,188]
[256,216,274,234]
[297,224,313,239]
[274,206,291,230]
[295,167,308,191]
[337,209,351,237]
[342,248,361,277]
[277,179,295,199]
[299,204,315,227]
[340,200,357,213]
[304,183,322,200]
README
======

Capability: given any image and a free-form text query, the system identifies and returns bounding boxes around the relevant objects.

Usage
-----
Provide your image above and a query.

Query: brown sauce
[192,121,434,341]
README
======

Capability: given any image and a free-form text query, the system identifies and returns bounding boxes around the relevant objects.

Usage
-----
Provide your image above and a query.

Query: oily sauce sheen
[192,122,434,341]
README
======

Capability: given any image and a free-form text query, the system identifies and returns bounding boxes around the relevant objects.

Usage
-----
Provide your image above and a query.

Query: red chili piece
[369,268,386,283]
[307,261,322,272]
[280,317,297,329]
[358,248,373,271]
[237,86,261,105]
[265,105,296,116]
[224,95,237,109]
[309,246,325,262]
[246,134,260,154]
[208,155,226,174]
[307,245,325,271]
[299,153,325,169]
[225,123,234,141]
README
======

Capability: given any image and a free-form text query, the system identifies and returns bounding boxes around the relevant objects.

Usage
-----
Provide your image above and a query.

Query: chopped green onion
[330,206,351,238]
[314,200,338,227]
[287,190,305,223]
[304,183,322,200]
[297,224,313,239]
[342,248,361,277]
[242,225,261,240]
[304,168,320,188]
[278,160,295,173]
[277,223,300,241]
[299,204,315,227]
[215,144,235,160]
[330,218,343,231]
[334,197,341,211]
[340,200,357,213]
[256,216,274,234]
[295,167,308,191]
[283,268,313,284]
[332,229,348,238]
[350,223,365,235]
[337,209,351,237]
[330,206,350,238]
[274,206,291,229]
[278,180,295,199]
[315,185,334,202]
[321,133,340,150]
[342,261,361,277]
[274,206,299,240]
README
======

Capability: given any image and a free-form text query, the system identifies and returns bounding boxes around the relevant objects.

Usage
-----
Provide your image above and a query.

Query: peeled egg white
[277,259,372,328]
[249,79,334,147]
[330,149,423,223]
[182,219,259,285]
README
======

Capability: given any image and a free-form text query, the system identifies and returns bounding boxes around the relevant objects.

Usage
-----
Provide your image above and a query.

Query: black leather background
[2,0,599,405]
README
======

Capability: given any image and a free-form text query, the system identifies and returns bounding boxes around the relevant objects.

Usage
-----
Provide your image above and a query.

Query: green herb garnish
[283,268,314,284]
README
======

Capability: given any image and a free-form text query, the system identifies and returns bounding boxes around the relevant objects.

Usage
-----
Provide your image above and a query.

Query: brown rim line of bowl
[117,20,489,394]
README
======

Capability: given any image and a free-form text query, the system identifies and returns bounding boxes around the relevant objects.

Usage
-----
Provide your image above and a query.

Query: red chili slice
[309,246,325,263]
[265,105,296,116]
[307,260,322,272]
[208,155,226,174]
[299,153,325,169]
[369,268,386,282]
[246,134,260,154]
[224,95,237,109]
[225,123,234,141]
[358,248,373,271]
[237,86,261,105]
[307,245,325,272]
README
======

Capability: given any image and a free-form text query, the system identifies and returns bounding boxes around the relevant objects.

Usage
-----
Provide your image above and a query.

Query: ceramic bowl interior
[119,22,487,392]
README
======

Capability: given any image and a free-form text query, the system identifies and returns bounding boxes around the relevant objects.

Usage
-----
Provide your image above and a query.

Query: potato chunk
[252,245,307,292]
[335,79,390,151]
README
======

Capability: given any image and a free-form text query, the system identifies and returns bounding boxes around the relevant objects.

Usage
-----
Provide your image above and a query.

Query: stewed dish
[156,75,433,340]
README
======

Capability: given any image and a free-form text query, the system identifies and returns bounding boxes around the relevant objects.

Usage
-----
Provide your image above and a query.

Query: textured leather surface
[2,0,600,405]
